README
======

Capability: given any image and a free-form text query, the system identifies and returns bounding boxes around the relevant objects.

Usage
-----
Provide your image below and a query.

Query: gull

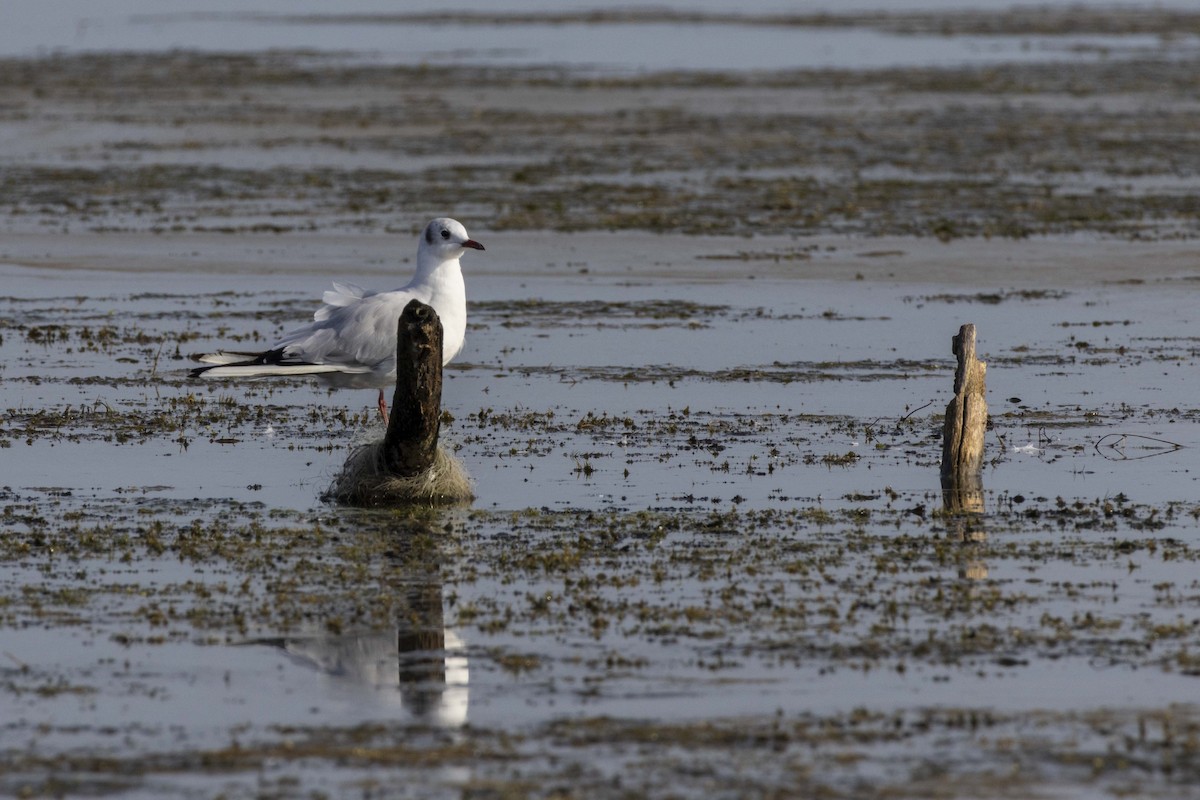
[191,218,483,419]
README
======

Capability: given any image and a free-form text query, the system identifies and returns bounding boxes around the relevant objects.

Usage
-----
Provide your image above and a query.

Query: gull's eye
[440,229,451,240]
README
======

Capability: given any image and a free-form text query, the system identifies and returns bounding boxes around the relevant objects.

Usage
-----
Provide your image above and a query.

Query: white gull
[191,217,483,418]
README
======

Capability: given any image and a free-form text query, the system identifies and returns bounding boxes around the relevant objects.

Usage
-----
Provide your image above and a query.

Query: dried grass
[327,439,473,507]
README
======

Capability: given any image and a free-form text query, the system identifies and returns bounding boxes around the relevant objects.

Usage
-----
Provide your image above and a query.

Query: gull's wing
[274,288,421,370]
[315,281,376,322]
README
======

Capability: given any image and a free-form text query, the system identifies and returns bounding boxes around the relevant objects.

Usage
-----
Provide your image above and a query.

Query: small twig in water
[899,401,933,423]
[150,340,165,379]
[867,401,935,440]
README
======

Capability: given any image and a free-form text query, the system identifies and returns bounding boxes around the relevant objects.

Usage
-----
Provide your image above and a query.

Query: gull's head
[419,218,485,263]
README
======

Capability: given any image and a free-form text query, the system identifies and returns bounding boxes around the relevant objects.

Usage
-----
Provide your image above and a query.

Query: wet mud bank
[3,20,1200,242]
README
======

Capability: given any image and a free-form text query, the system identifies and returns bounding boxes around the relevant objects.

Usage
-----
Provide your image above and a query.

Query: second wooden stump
[941,323,987,517]
[941,323,988,481]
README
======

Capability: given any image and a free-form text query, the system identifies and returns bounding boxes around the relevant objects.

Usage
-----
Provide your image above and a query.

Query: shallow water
[5,0,1200,73]
[5,247,1199,511]
[6,260,1200,797]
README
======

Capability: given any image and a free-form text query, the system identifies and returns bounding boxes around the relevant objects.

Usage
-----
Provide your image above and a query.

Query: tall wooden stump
[327,299,472,506]
[941,324,987,515]
[381,299,444,477]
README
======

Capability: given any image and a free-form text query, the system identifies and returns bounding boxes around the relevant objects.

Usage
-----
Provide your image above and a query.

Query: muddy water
[5,6,1200,799]
[4,234,1200,797]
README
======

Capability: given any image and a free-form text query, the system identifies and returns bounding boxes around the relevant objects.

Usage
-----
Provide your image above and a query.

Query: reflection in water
[960,560,989,581]
[247,581,469,728]
[942,471,988,580]
[941,470,984,518]
[1094,432,1184,461]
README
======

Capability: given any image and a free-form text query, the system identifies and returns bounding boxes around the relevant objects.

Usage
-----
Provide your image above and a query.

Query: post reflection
[942,471,988,580]
[248,580,468,728]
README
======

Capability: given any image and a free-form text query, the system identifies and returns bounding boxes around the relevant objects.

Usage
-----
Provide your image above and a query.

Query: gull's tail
[194,350,260,367]
[190,350,363,380]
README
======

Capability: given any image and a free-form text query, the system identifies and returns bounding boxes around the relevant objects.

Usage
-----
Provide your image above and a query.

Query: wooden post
[941,323,987,515]
[327,298,470,505]
[941,323,987,479]
[381,299,443,477]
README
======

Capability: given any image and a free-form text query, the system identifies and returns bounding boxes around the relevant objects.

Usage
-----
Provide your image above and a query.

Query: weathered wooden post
[941,323,986,516]
[381,300,443,477]
[327,299,472,506]
[941,323,987,477]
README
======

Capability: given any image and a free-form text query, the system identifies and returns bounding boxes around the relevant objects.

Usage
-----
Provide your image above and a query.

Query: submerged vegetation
[3,16,1200,242]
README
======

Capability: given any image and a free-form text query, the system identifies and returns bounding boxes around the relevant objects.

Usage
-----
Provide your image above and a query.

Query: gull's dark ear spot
[425,225,434,245]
